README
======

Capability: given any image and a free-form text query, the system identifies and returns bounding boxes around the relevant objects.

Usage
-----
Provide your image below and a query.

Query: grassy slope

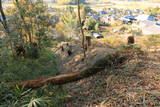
[0,49,67,107]
[0,49,59,82]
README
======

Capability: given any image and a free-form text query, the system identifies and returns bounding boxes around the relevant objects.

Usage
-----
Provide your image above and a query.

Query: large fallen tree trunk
[12,48,140,88]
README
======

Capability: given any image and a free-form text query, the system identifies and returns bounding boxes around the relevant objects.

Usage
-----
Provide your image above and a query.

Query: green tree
[0,0,55,59]
[83,17,99,32]
[56,7,79,39]
[5,0,55,58]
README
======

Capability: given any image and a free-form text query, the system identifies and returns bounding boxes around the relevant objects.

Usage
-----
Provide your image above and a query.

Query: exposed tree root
[12,48,142,89]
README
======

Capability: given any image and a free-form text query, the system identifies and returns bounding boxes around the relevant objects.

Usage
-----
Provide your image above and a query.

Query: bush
[83,17,99,32]
[0,49,59,82]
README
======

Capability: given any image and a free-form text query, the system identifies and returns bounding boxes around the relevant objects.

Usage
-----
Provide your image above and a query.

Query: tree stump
[85,36,92,47]
[127,36,135,45]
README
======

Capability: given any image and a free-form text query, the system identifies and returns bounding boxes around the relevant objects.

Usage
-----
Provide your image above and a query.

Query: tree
[0,0,55,59]
[83,17,99,32]
[6,0,54,58]
[146,7,160,15]
[56,7,79,39]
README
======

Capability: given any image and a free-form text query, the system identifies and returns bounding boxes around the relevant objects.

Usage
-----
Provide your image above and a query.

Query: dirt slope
[55,42,160,107]
[56,41,115,73]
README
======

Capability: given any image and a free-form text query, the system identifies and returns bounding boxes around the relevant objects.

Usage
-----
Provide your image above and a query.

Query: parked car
[92,33,103,39]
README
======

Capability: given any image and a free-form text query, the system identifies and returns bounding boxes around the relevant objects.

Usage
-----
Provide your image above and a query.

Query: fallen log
[12,48,139,88]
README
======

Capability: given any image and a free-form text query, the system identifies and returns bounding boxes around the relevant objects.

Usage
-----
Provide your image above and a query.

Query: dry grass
[136,35,160,52]
[53,38,160,107]
[99,36,125,48]
[62,46,160,107]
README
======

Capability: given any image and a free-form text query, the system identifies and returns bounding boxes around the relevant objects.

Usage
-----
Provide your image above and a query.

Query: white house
[136,14,149,21]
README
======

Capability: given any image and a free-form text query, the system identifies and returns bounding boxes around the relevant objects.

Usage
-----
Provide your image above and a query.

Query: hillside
[1,0,160,106]
[55,41,160,107]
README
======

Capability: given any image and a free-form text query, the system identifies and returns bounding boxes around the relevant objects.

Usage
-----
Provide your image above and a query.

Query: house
[121,15,136,24]
[135,14,149,21]
[136,14,156,22]
[99,10,107,15]
[91,15,100,20]
[125,9,133,15]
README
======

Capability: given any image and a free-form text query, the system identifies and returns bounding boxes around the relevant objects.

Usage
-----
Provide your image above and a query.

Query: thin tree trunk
[77,0,86,58]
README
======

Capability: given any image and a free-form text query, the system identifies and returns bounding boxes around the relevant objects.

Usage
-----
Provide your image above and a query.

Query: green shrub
[0,83,67,107]
[83,17,99,32]
[0,49,59,82]
[0,48,67,107]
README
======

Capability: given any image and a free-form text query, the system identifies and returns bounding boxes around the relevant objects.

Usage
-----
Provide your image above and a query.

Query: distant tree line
[55,0,86,4]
